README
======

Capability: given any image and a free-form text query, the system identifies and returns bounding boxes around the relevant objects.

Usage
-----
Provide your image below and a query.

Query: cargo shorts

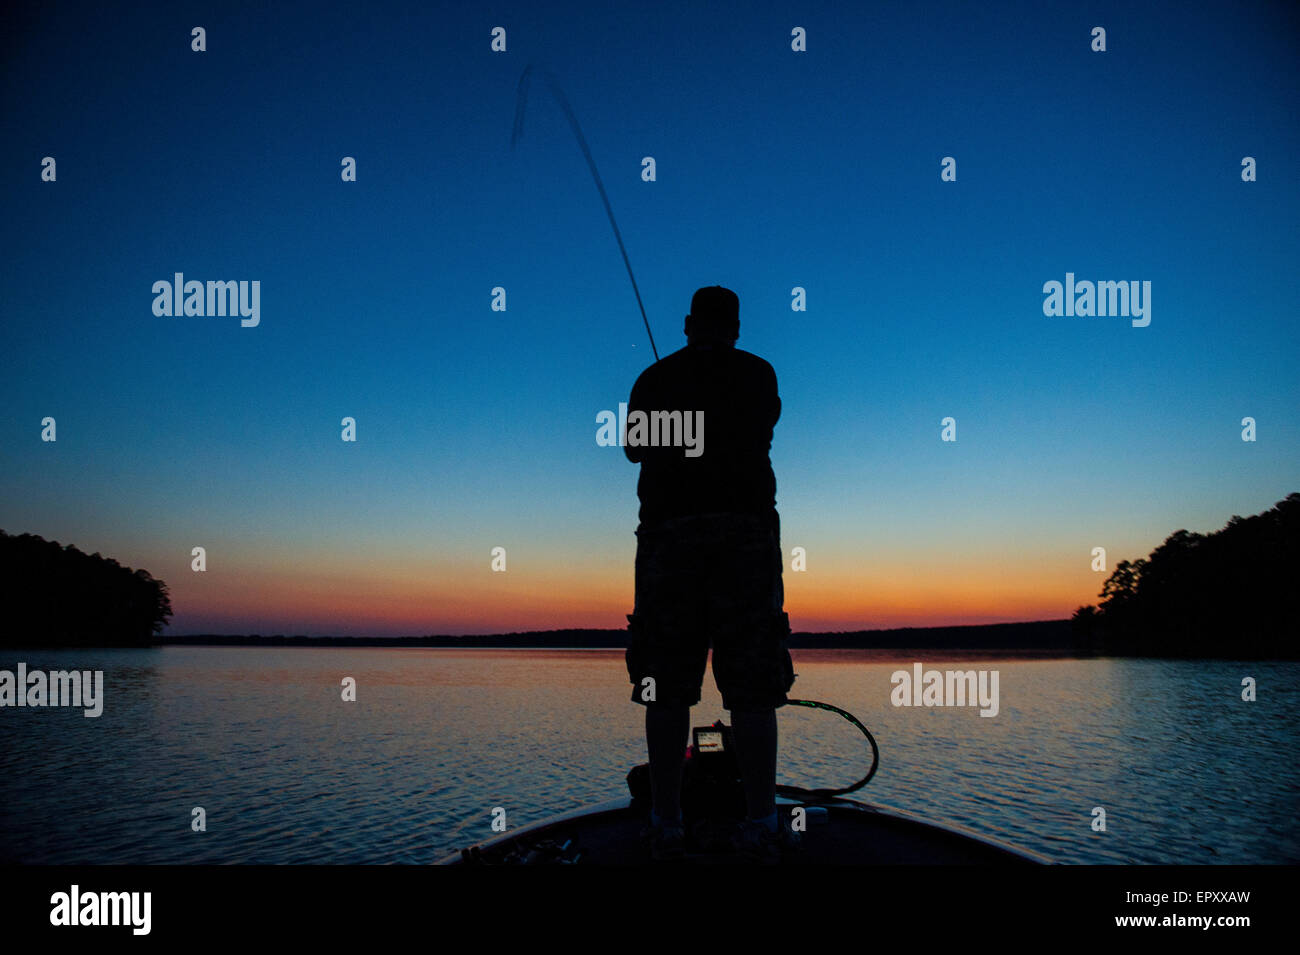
[625,511,795,711]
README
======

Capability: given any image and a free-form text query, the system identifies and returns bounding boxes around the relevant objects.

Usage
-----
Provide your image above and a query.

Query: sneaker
[640,821,686,862]
[732,818,803,864]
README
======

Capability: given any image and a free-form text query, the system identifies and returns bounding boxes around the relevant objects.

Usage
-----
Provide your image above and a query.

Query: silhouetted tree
[1073,494,1299,657]
[0,530,172,647]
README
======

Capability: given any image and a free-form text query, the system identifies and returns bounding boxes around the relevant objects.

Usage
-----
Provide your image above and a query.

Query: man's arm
[767,362,781,431]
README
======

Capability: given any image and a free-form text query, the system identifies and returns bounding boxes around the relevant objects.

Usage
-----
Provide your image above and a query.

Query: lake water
[1,648,1296,864]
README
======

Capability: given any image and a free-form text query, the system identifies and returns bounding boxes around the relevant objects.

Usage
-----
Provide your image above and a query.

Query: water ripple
[1,649,1296,864]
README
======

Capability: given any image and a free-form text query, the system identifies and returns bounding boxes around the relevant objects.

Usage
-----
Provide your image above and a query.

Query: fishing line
[511,65,660,362]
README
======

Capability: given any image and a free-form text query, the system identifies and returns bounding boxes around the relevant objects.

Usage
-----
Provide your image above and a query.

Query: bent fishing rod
[510,65,660,362]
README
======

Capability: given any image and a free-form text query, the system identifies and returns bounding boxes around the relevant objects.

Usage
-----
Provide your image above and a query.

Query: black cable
[775,698,879,800]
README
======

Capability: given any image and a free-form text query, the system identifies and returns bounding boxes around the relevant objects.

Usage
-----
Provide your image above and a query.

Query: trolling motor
[626,721,744,818]
[627,700,881,832]
[682,720,747,822]
[623,719,748,851]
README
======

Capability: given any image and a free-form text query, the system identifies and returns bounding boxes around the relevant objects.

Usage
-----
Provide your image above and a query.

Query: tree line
[0,530,172,647]
[1073,493,1299,657]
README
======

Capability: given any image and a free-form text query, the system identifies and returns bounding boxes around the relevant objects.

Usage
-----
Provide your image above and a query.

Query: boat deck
[439,797,1051,865]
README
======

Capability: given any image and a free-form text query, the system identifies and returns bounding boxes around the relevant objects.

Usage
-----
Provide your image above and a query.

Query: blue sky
[1,0,1297,634]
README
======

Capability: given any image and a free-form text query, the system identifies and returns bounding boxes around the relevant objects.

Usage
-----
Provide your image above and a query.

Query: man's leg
[713,516,787,830]
[646,703,690,824]
[630,516,708,838]
[730,706,777,825]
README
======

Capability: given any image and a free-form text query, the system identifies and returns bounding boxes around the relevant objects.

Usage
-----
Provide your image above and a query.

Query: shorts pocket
[625,612,646,684]
[771,610,795,695]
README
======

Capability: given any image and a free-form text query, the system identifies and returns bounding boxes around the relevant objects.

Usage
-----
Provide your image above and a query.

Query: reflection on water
[0,648,1295,864]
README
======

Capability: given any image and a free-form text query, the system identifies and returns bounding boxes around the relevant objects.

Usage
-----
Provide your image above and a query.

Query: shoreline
[154,619,1082,651]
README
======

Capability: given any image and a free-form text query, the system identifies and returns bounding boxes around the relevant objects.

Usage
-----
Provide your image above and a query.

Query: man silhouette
[624,285,796,862]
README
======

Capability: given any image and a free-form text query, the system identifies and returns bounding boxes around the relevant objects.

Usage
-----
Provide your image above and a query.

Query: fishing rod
[510,65,660,362]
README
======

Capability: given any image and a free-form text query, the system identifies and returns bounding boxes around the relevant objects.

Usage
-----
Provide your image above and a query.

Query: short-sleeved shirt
[624,344,780,529]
